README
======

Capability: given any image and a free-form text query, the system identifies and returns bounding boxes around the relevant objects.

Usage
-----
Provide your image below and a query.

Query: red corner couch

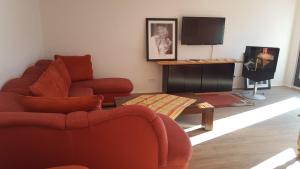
[0,57,192,169]
[1,57,133,105]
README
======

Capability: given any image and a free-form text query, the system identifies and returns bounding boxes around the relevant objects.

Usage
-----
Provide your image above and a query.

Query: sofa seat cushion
[0,92,24,112]
[54,55,93,82]
[69,87,94,97]
[30,63,69,97]
[22,96,102,114]
[71,78,133,94]
[158,114,192,168]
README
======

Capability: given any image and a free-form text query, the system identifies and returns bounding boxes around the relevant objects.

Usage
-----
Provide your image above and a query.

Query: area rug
[122,94,196,119]
[195,92,254,108]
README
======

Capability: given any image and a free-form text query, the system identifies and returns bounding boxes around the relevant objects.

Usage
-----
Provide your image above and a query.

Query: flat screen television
[181,17,225,45]
[242,46,280,82]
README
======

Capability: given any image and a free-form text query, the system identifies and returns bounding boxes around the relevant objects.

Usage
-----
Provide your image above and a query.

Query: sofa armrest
[86,105,169,166]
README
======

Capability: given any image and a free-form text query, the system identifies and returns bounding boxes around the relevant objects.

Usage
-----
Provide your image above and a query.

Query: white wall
[0,0,44,87]
[40,0,296,93]
[285,0,300,87]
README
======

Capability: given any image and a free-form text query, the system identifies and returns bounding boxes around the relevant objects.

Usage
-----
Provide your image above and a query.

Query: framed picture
[293,50,300,87]
[242,46,280,82]
[245,78,271,90]
[146,18,178,61]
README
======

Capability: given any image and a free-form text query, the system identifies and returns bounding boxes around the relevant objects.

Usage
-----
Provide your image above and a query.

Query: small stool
[198,102,214,131]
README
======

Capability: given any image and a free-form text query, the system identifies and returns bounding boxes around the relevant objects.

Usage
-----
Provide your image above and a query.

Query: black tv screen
[242,46,280,81]
[181,17,225,45]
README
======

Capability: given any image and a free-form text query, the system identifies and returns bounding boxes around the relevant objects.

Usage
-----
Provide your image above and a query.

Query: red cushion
[52,58,72,87]
[30,64,69,97]
[21,95,102,114]
[54,55,93,82]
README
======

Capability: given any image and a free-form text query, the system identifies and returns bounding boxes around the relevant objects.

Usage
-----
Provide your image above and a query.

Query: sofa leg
[103,101,117,107]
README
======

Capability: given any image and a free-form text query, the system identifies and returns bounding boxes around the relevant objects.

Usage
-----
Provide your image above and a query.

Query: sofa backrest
[0,92,24,112]
[1,59,52,96]
[0,106,166,169]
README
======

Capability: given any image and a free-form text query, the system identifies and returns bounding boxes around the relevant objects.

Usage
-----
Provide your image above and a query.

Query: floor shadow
[275,157,300,169]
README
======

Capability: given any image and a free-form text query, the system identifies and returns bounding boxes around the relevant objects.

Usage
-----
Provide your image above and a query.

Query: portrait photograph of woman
[146,18,177,61]
[243,47,280,72]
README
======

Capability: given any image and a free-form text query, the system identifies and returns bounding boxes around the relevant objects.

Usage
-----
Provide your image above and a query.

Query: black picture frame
[245,78,271,90]
[146,18,178,61]
[293,51,300,87]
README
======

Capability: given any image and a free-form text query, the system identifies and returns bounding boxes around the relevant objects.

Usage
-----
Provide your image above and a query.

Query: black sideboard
[158,60,236,93]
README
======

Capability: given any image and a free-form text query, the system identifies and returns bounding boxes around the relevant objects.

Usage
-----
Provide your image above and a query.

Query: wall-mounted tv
[242,46,280,82]
[181,17,225,45]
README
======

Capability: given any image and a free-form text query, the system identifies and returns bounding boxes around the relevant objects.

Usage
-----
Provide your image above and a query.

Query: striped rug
[122,94,196,119]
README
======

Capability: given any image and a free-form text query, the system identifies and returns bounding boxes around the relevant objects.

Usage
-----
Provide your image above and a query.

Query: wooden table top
[157,59,243,65]
[115,93,213,115]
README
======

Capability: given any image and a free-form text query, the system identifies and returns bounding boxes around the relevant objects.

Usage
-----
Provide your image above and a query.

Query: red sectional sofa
[1,58,133,105]
[0,57,192,169]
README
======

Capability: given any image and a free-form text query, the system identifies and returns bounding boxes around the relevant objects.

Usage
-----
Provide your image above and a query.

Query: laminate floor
[176,87,300,169]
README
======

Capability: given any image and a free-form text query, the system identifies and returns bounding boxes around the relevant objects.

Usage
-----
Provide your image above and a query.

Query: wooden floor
[176,87,300,169]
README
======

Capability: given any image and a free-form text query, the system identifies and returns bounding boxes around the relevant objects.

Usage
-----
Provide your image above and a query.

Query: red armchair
[0,106,192,169]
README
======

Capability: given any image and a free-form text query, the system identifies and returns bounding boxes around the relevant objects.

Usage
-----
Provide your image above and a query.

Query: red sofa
[0,58,192,169]
[1,58,133,105]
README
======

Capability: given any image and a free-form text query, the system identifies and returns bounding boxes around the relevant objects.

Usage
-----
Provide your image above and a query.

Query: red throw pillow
[54,55,93,82]
[22,95,102,113]
[30,64,69,97]
[52,58,72,87]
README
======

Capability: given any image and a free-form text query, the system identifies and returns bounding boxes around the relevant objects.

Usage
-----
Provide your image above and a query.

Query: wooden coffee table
[115,93,214,131]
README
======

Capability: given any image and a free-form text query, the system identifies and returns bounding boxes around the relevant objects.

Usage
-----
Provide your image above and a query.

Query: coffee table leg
[202,111,214,131]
